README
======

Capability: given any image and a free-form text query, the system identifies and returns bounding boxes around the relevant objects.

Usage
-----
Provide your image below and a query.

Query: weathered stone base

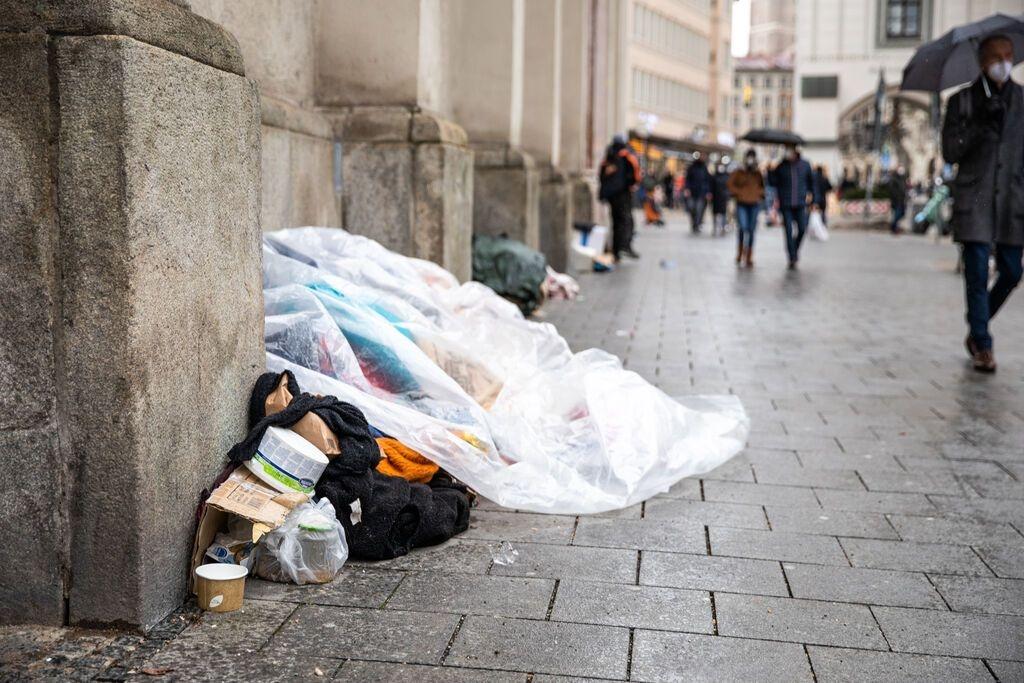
[1,2,264,629]
[472,144,541,250]
[331,107,473,282]
[260,96,340,231]
[539,166,572,272]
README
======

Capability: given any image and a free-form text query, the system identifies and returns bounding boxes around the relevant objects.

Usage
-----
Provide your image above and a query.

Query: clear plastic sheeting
[261,228,749,514]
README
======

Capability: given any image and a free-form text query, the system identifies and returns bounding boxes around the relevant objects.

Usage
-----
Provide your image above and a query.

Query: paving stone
[639,551,789,596]
[873,606,1024,660]
[703,481,821,507]
[461,511,577,545]
[840,538,993,576]
[488,542,636,584]
[334,661,525,682]
[987,659,1024,682]
[888,515,1024,546]
[857,469,969,496]
[363,540,493,574]
[975,543,1024,579]
[642,498,768,529]
[550,579,712,633]
[710,527,849,565]
[783,563,945,609]
[244,569,404,609]
[961,475,1024,500]
[930,575,1024,616]
[815,488,938,514]
[385,572,554,619]
[796,450,905,472]
[656,477,703,500]
[806,646,993,682]
[927,495,1024,527]
[700,457,756,482]
[715,593,888,648]
[572,517,705,553]
[766,506,898,539]
[631,630,814,682]
[446,616,628,679]
[753,464,865,490]
[267,605,459,665]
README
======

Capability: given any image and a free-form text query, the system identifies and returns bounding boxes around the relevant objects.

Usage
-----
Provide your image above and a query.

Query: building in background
[749,0,796,56]
[794,0,1024,182]
[621,0,735,169]
[734,54,794,133]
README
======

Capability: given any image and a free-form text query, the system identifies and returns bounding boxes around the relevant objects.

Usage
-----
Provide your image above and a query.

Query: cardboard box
[189,467,307,592]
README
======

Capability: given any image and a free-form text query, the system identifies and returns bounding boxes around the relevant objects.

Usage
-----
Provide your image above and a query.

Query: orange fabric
[375,437,439,484]
[643,198,661,222]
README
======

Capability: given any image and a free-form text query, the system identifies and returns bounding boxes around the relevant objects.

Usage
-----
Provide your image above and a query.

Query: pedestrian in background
[942,34,1024,373]
[728,149,766,267]
[770,144,815,270]
[888,166,909,234]
[684,152,712,233]
[598,134,642,262]
[813,165,833,225]
[661,172,675,209]
[711,163,731,237]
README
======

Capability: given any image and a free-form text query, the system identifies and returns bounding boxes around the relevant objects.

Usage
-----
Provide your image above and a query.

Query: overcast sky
[732,0,751,57]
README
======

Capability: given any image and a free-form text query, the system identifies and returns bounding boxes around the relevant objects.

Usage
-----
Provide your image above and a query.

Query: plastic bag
[253,499,348,584]
[257,228,749,514]
[809,209,829,241]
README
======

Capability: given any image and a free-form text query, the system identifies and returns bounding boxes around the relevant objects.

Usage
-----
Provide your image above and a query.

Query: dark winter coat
[599,144,640,200]
[770,157,815,208]
[888,173,908,209]
[942,76,1024,246]
[685,160,711,197]
[711,171,731,214]
[813,171,833,208]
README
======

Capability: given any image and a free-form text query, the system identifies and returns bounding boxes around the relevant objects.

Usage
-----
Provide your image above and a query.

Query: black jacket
[685,160,711,197]
[942,76,1024,246]
[711,172,731,214]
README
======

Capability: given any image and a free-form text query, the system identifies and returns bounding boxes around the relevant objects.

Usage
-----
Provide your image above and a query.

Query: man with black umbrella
[942,34,1024,373]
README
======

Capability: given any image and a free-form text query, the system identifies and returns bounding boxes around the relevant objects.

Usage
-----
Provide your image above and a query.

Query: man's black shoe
[624,249,641,259]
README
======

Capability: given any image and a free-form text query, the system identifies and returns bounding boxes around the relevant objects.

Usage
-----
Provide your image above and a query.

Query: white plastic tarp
[261,228,749,514]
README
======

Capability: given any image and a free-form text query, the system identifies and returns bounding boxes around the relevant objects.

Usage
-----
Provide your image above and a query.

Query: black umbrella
[740,129,805,146]
[901,13,1024,92]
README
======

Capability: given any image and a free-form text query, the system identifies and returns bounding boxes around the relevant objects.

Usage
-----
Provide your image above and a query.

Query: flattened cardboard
[189,467,307,592]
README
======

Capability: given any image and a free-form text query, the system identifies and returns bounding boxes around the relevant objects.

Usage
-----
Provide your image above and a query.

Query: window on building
[734,75,741,88]
[781,75,792,89]
[885,0,922,39]
[763,94,771,108]
[801,75,839,98]
[762,114,771,127]
[764,75,773,88]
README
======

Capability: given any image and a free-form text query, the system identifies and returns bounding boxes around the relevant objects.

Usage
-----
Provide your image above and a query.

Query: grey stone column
[0,0,264,628]
[315,0,474,281]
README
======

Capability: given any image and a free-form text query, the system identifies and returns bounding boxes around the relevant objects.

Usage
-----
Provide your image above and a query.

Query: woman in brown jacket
[727,149,766,267]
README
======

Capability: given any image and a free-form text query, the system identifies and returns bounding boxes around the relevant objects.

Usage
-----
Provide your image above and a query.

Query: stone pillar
[315,0,473,281]
[0,0,264,628]
[189,0,341,232]
[521,0,572,271]
[448,0,541,249]
[561,0,598,229]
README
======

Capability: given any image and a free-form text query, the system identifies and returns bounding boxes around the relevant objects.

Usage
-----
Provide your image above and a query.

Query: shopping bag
[808,209,829,241]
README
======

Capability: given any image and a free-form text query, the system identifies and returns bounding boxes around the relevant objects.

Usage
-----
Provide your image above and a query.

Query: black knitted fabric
[228,370,470,560]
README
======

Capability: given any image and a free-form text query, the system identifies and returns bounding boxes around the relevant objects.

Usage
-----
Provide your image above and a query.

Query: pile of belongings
[471,234,549,315]
[542,267,580,302]
[259,228,749,515]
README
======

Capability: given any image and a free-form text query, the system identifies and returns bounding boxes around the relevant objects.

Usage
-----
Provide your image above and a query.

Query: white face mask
[986,59,1013,84]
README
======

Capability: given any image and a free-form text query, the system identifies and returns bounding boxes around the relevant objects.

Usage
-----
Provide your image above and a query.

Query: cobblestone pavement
[4,216,1024,681]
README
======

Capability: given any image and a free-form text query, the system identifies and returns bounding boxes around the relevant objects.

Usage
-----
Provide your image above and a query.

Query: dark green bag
[472,234,548,316]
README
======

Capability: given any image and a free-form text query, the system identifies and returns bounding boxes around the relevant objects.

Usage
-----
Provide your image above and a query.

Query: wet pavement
[3,215,1023,681]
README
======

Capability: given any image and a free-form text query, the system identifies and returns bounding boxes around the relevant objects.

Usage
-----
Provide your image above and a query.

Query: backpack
[599,157,627,200]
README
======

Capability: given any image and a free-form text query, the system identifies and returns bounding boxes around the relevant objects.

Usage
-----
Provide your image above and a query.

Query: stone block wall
[0,0,264,628]
[472,144,541,250]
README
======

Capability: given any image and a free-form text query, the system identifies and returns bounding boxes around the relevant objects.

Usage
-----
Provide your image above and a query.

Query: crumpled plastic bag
[260,228,750,514]
[253,499,348,584]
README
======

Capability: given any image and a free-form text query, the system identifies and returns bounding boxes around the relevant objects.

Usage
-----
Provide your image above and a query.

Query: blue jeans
[962,242,1023,350]
[891,204,906,232]
[736,203,760,249]
[780,205,807,263]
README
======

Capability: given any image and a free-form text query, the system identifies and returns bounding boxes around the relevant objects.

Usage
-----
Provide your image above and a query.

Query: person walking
[942,34,1024,373]
[661,172,675,209]
[599,134,642,262]
[727,149,766,267]
[711,163,731,237]
[770,144,815,269]
[887,166,909,234]
[684,152,712,233]
[813,165,833,226]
